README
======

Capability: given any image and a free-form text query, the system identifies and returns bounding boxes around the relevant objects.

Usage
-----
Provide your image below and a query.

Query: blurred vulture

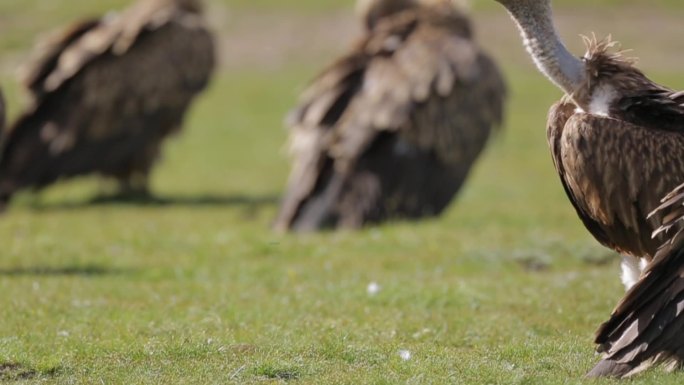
[274,0,507,232]
[0,0,215,207]
[495,0,684,378]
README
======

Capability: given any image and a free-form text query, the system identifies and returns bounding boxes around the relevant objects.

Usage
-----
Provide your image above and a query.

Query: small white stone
[367,282,381,296]
[399,350,412,361]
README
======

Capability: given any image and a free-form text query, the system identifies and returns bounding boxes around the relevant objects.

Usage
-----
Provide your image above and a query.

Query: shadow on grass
[0,264,135,277]
[0,362,61,381]
[27,193,281,211]
[252,364,301,381]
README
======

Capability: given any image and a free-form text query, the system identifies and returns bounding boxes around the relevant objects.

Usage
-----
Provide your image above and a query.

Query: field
[1,1,684,384]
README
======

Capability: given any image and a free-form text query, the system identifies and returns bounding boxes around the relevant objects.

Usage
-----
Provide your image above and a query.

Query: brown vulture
[274,0,507,232]
[0,0,215,208]
[495,0,684,378]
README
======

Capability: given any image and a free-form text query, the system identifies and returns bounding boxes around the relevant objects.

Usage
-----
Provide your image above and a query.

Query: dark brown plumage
[547,38,684,255]
[0,0,215,207]
[495,0,684,377]
[274,0,507,232]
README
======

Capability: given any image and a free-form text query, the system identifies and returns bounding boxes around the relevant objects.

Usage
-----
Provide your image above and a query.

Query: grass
[2,1,684,384]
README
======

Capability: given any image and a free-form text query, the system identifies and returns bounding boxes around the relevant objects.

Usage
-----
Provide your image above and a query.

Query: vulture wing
[588,185,684,378]
[548,106,684,257]
[275,8,506,231]
[615,88,684,134]
[19,18,102,102]
[547,100,614,249]
[0,1,215,201]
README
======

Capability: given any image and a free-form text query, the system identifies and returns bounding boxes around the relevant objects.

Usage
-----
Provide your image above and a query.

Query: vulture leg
[116,171,151,200]
[111,139,163,201]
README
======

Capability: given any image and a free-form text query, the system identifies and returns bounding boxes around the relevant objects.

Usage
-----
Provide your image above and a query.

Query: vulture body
[495,0,684,377]
[274,0,507,232]
[0,0,215,207]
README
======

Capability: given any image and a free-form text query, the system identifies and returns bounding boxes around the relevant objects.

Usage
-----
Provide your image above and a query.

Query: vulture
[494,0,684,378]
[274,0,507,232]
[0,0,215,208]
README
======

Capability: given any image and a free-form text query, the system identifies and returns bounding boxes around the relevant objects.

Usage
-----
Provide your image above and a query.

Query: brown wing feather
[547,100,615,249]
[0,1,215,201]
[275,6,506,231]
[21,0,205,100]
[616,89,684,134]
[552,111,684,257]
[20,18,102,101]
[652,183,684,239]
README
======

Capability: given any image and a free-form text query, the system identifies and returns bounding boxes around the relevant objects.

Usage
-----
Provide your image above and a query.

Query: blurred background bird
[0,0,215,210]
[274,0,507,232]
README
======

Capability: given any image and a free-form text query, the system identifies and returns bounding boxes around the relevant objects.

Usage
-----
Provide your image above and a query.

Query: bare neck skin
[496,0,584,95]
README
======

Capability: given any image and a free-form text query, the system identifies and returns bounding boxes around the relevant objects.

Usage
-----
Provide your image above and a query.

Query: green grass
[2,1,684,384]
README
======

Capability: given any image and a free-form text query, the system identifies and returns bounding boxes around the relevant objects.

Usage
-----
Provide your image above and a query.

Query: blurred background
[1,0,684,383]
[1,0,682,206]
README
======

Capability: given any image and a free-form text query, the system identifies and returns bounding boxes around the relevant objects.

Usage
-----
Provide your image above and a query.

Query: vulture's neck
[502,2,585,95]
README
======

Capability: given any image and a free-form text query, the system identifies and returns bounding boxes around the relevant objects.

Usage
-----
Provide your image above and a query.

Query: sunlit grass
[2,1,684,384]
[5,65,681,384]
